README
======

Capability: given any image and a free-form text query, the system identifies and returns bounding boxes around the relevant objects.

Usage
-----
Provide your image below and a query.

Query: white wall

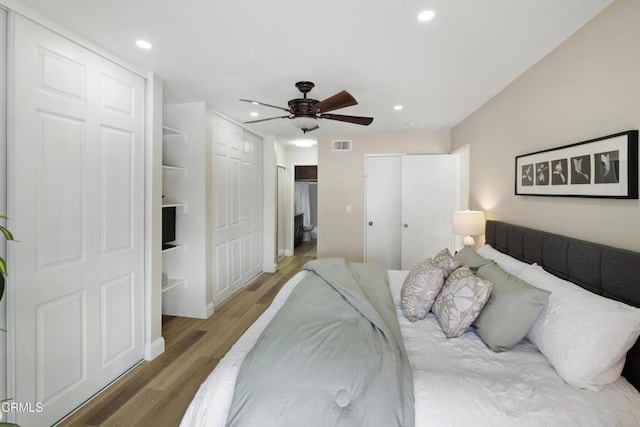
[144,74,165,359]
[451,0,640,252]
[263,135,278,272]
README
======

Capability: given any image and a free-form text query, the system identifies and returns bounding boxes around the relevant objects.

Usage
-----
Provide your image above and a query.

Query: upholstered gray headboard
[485,220,640,391]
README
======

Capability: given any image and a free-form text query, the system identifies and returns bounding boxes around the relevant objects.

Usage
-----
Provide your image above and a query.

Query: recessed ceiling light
[135,40,152,49]
[393,105,403,111]
[250,112,259,117]
[294,139,316,148]
[417,10,435,22]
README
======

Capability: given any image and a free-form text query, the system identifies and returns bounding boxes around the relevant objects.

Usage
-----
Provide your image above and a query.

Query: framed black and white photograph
[515,130,638,198]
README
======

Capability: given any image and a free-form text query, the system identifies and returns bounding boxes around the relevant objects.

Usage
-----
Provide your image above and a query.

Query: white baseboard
[284,249,294,256]
[263,263,277,273]
[144,337,165,361]
[163,302,214,319]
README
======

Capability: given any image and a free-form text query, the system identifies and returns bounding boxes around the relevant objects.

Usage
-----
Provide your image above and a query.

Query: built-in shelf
[162,278,185,293]
[162,164,187,178]
[162,125,186,144]
[162,164,185,172]
[162,196,185,210]
[162,244,186,254]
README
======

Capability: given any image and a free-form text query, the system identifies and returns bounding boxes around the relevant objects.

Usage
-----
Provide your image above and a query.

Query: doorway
[277,165,287,261]
[293,165,317,257]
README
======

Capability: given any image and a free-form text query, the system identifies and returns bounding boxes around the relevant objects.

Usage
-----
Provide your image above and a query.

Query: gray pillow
[454,247,494,272]
[400,261,445,322]
[473,262,551,352]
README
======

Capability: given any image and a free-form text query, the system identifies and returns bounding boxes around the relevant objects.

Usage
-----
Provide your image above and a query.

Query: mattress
[182,270,640,427]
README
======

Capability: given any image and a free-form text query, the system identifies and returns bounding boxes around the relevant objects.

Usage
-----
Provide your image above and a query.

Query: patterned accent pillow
[432,266,493,338]
[400,261,445,322]
[431,248,462,278]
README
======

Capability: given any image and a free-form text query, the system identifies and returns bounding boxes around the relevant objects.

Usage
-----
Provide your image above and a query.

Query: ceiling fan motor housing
[288,98,319,116]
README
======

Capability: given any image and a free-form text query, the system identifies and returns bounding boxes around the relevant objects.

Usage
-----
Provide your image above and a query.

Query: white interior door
[401,155,453,269]
[241,130,262,284]
[365,156,402,270]
[211,114,244,305]
[9,14,145,426]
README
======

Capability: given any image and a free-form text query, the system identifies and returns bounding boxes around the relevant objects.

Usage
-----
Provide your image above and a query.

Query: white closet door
[241,130,263,283]
[211,114,244,304]
[365,156,402,270]
[401,155,453,269]
[9,14,145,426]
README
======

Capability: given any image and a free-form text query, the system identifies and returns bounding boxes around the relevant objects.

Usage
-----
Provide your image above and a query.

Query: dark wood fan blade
[320,113,374,126]
[244,115,290,124]
[239,99,291,113]
[312,90,357,113]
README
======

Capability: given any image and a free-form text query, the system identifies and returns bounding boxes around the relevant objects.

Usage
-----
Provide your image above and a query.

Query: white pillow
[476,244,531,276]
[519,264,640,391]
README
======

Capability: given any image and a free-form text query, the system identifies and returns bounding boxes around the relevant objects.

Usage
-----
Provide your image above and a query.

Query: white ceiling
[16,0,612,144]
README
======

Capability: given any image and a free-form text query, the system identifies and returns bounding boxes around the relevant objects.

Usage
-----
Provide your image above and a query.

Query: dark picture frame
[515,130,638,198]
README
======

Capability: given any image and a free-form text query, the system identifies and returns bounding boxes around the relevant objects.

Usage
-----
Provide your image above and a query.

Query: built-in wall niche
[295,165,317,181]
[162,125,187,295]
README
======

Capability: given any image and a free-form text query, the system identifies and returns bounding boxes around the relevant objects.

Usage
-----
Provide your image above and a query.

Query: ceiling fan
[240,81,374,133]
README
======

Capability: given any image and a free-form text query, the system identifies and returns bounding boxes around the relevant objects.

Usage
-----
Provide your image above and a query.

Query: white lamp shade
[452,210,485,236]
[291,116,317,130]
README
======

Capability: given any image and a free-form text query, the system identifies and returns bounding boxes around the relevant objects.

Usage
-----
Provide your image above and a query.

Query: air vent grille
[331,140,352,151]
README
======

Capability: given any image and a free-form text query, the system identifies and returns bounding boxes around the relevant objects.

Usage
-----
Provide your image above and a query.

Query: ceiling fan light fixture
[291,116,318,131]
[294,139,316,148]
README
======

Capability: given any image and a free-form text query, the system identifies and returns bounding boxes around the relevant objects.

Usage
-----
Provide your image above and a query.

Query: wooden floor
[294,239,317,257]
[59,252,315,427]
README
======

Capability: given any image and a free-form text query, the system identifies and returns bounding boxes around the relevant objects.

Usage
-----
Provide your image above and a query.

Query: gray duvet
[226,258,414,427]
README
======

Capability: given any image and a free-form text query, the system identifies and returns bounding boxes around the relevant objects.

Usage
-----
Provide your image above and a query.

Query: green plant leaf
[0,226,14,241]
[0,258,6,276]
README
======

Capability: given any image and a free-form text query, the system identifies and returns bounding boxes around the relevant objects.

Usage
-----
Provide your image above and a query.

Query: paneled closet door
[9,14,145,426]
[211,114,244,305]
[241,130,262,283]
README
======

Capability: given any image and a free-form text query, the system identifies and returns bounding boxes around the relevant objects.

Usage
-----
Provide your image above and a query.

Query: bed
[181,220,640,426]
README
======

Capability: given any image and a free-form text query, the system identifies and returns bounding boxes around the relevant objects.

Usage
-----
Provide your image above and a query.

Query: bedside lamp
[453,210,485,248]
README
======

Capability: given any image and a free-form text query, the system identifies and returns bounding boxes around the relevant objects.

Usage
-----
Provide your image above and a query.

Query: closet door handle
[368,221,373,226]
[403,224,408,228]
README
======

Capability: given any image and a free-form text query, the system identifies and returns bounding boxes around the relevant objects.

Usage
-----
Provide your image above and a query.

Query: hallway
[294,239,317,257]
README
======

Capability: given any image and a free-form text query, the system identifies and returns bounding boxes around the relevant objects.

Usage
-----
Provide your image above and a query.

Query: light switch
[346,205,352,213]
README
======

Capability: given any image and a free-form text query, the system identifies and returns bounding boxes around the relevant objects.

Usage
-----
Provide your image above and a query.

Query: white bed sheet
[182,270,640,427]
